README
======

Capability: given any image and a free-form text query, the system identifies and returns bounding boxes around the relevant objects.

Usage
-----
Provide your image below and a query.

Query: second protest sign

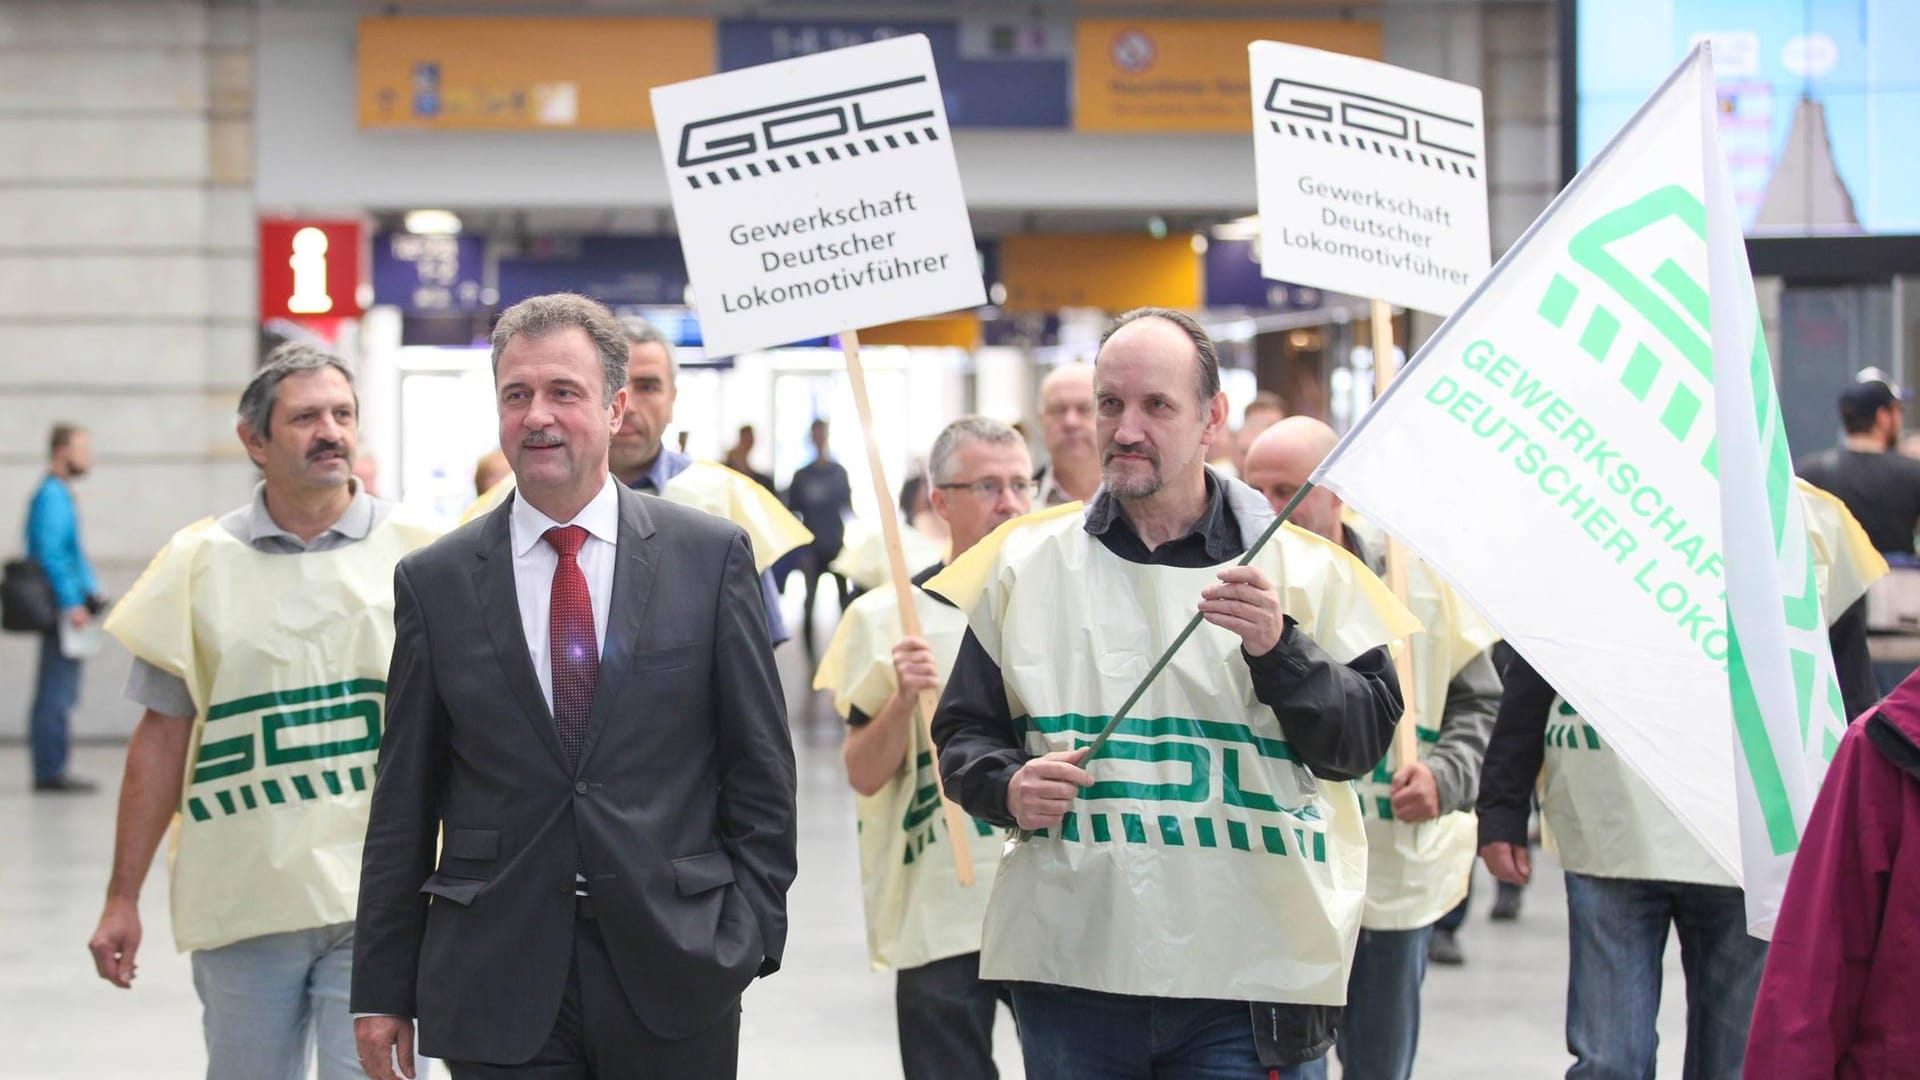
[1250,41,1490,317]
[652,34,986,358]
[653,36,985,886]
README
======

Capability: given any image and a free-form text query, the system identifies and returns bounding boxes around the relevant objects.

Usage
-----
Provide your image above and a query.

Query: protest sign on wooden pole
[653,35,986,884]
[1250,42,1490,317]
[1250,42,1489,772]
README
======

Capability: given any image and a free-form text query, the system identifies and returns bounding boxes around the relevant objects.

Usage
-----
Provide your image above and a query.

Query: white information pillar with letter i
[651,34,986,358]
[1250,41,1490,317]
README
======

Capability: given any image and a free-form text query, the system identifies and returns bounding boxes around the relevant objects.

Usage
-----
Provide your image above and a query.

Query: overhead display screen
[1575,0,1918,236]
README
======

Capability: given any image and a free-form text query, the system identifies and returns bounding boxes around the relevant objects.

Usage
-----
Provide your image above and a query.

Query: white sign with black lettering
[1250,42,1490,316]
[652,35,985,357]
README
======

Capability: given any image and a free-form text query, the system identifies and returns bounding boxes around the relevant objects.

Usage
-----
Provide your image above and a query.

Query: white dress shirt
[508,474,619,713]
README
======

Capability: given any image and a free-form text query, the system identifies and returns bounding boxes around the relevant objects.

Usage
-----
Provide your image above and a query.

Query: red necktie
[544,525,597,767]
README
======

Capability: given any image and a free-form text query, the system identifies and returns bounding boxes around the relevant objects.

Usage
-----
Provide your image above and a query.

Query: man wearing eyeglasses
[814,416,1033,1079]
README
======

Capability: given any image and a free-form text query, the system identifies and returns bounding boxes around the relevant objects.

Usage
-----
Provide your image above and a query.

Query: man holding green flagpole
[930,307,1413,1076]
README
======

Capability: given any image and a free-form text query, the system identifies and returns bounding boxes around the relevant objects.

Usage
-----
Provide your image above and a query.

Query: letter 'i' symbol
[288,227,334,314]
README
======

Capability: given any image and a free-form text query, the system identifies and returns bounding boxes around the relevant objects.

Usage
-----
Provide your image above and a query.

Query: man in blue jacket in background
[25,423,101,793]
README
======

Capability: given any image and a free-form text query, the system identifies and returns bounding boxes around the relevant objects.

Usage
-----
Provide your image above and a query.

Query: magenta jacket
[1746,672,1920,1077]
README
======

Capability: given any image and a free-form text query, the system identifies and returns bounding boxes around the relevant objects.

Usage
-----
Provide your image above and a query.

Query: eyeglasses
[936,478,1034,499]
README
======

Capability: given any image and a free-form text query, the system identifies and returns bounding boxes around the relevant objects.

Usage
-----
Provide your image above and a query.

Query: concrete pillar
[1481,2,1560,256]
[1386,1,1560,351]
[0,0,257,739]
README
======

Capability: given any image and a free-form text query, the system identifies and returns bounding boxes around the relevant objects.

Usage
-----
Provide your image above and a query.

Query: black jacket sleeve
[1243,618,1404,782]
[1829,596,1880,720]
[710,534,800,977]
[930,629,1029,828]
[352,559,450,1017]
[1475,653,1556,848]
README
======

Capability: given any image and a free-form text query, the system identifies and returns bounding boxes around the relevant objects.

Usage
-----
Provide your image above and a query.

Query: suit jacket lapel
[473,494,570,773]
[578,485,658,768]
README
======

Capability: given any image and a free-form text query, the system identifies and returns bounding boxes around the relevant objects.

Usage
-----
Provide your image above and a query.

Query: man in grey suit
[351,293,798,1080]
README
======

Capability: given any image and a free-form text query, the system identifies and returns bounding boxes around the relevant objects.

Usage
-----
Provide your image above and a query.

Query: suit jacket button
[574,780,590,795]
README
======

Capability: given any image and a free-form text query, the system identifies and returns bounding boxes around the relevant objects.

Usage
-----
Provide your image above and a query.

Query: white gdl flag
[1312,44,1839,937]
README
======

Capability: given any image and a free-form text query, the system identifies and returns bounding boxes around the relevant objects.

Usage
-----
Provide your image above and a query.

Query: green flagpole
[1080,480,1318,760]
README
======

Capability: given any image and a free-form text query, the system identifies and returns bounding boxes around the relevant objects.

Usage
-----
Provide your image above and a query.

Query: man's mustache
[1102,442,1158,466]
[307,440,348,462]
[522,431,564,448]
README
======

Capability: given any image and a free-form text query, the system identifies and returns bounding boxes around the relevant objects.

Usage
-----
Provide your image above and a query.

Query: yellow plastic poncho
[813,581,1003,972]
[832,521,949,592]
[1345,516,1502,931]
[928,501,1418,1005]
[103,509,441,951]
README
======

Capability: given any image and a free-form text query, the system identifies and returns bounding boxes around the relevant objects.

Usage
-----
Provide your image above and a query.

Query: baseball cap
[1839,378,1902,429]
[1856,367,1910,398]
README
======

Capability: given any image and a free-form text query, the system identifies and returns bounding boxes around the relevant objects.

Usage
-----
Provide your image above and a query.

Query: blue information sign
[1205,238,1334,311]
[718,20,1069,129]
[495,236,690,308]
[372,233,486,313]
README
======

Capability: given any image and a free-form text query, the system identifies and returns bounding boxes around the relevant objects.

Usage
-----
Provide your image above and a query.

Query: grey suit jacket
[351,483,797,1063]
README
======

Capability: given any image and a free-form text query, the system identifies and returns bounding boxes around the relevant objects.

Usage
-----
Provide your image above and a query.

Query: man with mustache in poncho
[86,343,441,1080]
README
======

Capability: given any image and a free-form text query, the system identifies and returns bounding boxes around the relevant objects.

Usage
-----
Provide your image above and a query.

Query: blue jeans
[1012,984,1314,1079]
[1298,925,1433,1080]
[190,923,362,1080]
[1563,872,1766,1080]
[28,629,80,782]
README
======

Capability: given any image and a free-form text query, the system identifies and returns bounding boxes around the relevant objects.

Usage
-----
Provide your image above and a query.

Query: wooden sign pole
[1370,300,1423,773]
[840,329,977,887]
